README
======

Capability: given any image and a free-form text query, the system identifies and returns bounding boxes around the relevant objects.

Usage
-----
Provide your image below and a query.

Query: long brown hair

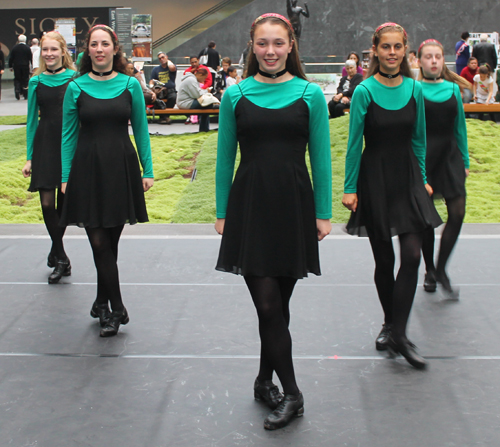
[366,23,412,79]
[34,31,76,76]
[245,16,306,80]
[417,41,472,90]
[79,25,126,75]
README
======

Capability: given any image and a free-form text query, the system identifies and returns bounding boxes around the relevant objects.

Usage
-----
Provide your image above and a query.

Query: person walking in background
[60,25,154,337]
[455,32,470,75]
[30,38,40,73]
[459,57,478,103]
[9,35,32,100]
[198,41,220,72]
[472,34,498,73]
[343,23,442,369]
[21,32,76,284]
[417,39,469,300]
[215,13,332,430]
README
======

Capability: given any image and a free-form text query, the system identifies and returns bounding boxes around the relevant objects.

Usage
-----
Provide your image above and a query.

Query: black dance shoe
[100,308,129,337]
[264,392,304,430]
[254,378,283,410]
[48,258,71,284]
[423,270,437,292]
[90,301,111,327]
[375,324,393,351]
[387,336,427,369]
[47,253,56,268]
[436,271,459,300]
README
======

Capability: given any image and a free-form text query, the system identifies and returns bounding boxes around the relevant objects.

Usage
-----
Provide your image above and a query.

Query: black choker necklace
[258,68,288,79]
[91,69,113,77]
[46,66,64,74]
[422,75,444,81]
[378,70,400,79]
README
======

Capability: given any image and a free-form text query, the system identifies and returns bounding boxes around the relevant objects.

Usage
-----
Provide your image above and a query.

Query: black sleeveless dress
[60,82,148,228]
[346,84,442,241]
[216,87,320,279]
[424,91,466,200]
[29,82,69,191]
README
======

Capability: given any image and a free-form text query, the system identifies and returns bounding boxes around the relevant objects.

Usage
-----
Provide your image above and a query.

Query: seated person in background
[184,55,212,89]
[473,64,496,104]
[341,52,364,77]
[149,52,177,123]
[328,60,363,118]
[213,57,231,100]
[125,60,166,109]
[460,57,478,103]
[177,68,219,132]
[225,66,241,87]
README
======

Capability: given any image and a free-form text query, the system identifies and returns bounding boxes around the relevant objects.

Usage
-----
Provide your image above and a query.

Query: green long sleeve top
[420,80,470,169]
[344,76,427,193]
[216,76,332,219]
[26,69,76,161]
[61,72,153,182]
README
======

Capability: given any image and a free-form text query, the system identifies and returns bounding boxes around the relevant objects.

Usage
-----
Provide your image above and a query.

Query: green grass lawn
[1,117,500,224]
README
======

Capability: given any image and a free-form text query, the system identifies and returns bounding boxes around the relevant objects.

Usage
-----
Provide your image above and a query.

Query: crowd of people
[13,15,497,432]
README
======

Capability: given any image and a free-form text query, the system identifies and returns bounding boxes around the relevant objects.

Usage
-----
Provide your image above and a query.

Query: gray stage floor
[1,223,499,447]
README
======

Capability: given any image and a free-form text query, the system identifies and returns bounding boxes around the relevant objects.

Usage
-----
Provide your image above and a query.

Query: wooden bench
[343,103,500,115]
[146,108,220,119]
[463,103,500,113]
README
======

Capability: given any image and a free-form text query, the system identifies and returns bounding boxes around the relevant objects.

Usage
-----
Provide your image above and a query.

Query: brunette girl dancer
[215,13,332,429]
[417,39,469,300]
[60,25,153,337]
[342,23,441,369]
[22,32,76,284]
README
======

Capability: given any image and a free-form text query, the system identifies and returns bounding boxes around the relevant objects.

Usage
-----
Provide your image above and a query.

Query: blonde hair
[34,32,76,75]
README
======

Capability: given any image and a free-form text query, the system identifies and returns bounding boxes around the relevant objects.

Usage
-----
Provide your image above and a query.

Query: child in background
[225,66,241,87]
[473,65,495,104]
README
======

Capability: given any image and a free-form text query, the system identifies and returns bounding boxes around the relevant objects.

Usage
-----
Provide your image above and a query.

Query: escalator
[153,0,254,54]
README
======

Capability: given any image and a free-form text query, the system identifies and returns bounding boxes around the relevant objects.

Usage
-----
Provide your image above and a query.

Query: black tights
[244,276,299,396]
[369,232,423,340]
[422,196,466,276]
[39,189,67,260]
[85,226,124,312]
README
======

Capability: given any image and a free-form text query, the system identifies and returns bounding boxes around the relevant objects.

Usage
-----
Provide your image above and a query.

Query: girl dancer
[215,13,332,429]
[417,39,469,299]
[60,25,153,337]
[22,32,76,284]
[342,23,441,369]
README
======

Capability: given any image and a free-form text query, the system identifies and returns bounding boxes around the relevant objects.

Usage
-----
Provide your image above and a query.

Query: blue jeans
[191,99,210,132]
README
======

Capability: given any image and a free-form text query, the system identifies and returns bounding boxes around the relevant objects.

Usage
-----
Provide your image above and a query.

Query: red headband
[251,13,294,33]
[418,39,443,55]
[373,22,408,43]
[89,24,118,41]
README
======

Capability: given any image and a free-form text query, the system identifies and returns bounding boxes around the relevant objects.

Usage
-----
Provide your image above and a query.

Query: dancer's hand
[342,193,358,212]
[317,219,331,241]
[143,177,154,192]
[465,168,469,177]
[21,160,31,178]
[425,183,433,196]
[215,218,225,235]
[61,182,67,194]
